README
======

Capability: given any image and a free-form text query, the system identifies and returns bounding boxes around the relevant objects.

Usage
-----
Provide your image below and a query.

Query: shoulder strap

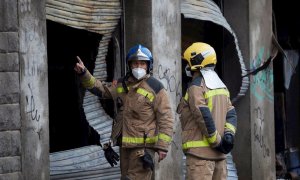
[122,72,131,93]
[146,76,164,94]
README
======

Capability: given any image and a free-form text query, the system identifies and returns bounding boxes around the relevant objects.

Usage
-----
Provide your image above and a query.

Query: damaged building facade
[1,0,299,179]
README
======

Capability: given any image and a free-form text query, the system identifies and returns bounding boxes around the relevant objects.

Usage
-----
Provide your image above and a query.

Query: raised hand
[74,56,86,74]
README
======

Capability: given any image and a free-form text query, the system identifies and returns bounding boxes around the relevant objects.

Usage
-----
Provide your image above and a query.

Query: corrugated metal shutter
[226,153,239,180]
[50,146,120,180]
[181,0,250,103]
[47,0,122,179]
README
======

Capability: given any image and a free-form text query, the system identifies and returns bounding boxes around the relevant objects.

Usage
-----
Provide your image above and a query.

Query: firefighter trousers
[186,155,227,180]
[120,147,155,180]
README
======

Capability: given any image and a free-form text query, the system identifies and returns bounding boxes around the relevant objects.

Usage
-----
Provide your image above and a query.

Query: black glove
[103,143,120,167]
[140,150,154,171]
[216,132,234,154]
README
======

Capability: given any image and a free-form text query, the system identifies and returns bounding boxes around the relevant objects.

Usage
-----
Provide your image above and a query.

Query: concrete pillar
[249,0,275,179]
[223,1,252,179]
[152,0,182,179]
[224,0,275,179]
[124,0,182,179]
[18,0,49,179]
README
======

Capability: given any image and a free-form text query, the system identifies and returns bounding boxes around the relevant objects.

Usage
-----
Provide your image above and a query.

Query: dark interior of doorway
[273,0,300,178]
[47,20,114,152]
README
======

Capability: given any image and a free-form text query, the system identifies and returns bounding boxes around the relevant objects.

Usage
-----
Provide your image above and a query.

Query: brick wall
[0,0,22,179]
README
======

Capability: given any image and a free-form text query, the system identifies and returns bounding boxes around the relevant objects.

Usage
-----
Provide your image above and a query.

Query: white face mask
[132,68,147,80]
[185,65,192,77]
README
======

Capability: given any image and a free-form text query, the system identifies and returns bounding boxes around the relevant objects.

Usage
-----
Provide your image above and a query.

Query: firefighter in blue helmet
[177,42,238,180]
[74,44,174,180]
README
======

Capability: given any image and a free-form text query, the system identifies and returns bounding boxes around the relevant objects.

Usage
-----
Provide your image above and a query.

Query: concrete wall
[124,0,152,51]
[249,0,275,179]
[152,0,182,179]
[124,0,182,179]
[225,0,275,179]
[224,1,252,179]
[20,0,49,179]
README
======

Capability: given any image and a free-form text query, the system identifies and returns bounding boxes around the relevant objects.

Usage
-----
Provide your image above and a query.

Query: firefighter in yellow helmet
[74,44,174,180]
[177,42,237,180]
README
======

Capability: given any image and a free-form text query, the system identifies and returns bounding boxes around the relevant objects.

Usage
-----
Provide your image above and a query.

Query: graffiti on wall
[250,47,274,102]
[22,25,45,77]
[20,4,47,142]
[26,83,42,140]
[21,28,46,141]
[26,83,40,122]
[24,56,44,77]
[253,106,270,158]
[158,64,181,101]
[251,47,272,158]
[20,0,31,13]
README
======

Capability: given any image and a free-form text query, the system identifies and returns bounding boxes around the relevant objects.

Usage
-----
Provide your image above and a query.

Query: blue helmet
[126,44,153,72]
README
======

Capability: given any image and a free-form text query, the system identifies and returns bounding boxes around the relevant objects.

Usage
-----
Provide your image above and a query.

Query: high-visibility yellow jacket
[80,70,174,152]
[177,75,237,160]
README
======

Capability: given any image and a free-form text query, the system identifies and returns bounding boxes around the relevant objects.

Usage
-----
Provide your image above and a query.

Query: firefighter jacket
[80,70,174,152]
[176,75,237,160]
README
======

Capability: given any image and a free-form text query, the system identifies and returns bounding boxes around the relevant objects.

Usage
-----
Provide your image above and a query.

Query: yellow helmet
[183,42,217,71]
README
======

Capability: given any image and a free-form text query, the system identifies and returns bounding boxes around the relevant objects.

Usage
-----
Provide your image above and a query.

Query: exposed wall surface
[249,0,275,179]
[0,0,22,179]
[18,0,49,179]
[125,0,182,179]
[225,0,275,179]
[124,0,152,51]
[152,0,182,179]
[223,0,252,179]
